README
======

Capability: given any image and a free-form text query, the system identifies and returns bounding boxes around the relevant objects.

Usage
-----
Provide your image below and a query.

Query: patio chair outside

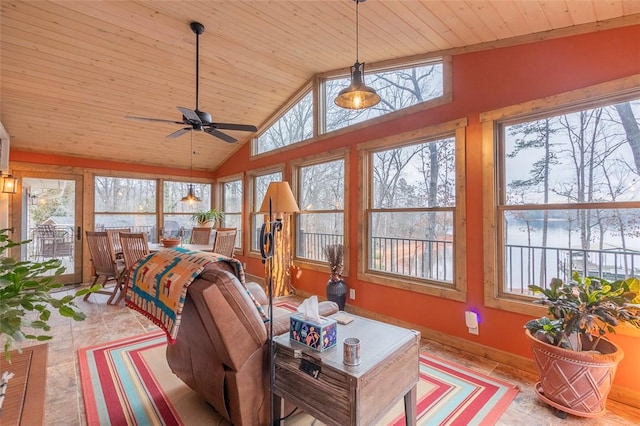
[190,227,213,245]
[212,227,237,258]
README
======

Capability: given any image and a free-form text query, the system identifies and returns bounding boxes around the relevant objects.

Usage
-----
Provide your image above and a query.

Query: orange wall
[218,25,640,393]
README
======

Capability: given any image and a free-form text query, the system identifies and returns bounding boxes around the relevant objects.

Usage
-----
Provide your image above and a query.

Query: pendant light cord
[355,0,359,62]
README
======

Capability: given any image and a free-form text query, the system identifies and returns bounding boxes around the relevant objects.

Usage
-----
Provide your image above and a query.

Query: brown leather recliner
[165,261,338,425]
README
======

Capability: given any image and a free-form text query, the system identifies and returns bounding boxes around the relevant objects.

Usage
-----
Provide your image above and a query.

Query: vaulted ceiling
[2,1,639,172]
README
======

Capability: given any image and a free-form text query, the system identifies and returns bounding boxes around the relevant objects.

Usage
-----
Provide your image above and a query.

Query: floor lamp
[258,181,299,426]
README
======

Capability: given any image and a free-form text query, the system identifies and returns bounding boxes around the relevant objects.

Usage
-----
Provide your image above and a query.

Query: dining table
[148,243,214,253]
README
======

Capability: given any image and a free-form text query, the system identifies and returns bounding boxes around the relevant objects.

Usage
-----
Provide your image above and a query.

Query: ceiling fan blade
[204,128,237,143]
[177,106,202,124]
[212,123,258,132]
[126,115,183,125]
[167,128,191,138]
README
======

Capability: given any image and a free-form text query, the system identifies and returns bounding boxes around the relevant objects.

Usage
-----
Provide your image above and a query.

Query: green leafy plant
[0,229,98,361]
[191,209,224,226]
[525,271,640,352]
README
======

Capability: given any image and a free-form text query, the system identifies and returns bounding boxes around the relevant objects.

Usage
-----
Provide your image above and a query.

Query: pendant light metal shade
[181,183,201,203]
[334,61,380,109]
[181,133,201,203]
[334,0,380,110]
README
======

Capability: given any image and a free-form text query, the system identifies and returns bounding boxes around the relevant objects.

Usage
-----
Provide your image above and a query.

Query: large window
[361,121,466,298]
[250,171,282,252]
[498,98,640,295]
[295,157,345,263]
[325,60,444,133]
[94,176,157,242]
[482,76,640,316]
[254,91,313,155]
[221,178,243,249]
[163,181,211,239]
[94,177,212,243]
[252,58,449,158]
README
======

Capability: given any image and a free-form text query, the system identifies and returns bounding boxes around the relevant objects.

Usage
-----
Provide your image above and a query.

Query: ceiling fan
[126,22,257,143]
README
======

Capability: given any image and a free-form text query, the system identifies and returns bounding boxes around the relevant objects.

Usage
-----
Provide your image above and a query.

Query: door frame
[11,170,83,285]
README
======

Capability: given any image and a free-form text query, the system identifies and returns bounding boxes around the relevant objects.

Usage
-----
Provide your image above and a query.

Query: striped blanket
[126,248,246,342]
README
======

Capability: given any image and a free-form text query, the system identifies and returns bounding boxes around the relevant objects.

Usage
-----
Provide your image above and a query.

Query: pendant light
[334,0,381,110]
[181,133,201,203]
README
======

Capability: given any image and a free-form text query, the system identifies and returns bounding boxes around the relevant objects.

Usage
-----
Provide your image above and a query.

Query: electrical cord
[274,407,298,422]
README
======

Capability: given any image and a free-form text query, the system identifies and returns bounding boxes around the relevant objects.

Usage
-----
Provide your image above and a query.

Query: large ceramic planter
[525,329,624,417]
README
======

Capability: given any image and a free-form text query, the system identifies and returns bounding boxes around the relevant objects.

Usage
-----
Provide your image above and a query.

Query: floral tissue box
[289,313,337,352]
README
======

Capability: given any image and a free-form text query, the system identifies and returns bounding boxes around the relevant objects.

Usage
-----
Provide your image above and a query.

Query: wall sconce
[2,175,17,194]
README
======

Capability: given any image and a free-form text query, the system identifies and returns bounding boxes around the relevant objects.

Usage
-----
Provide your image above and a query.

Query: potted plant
[324,243,346,311]
[524,271,640,418]
[191,209,224,228]
[0,229,98,361]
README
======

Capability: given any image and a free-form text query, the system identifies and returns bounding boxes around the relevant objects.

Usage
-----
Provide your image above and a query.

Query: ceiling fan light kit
[126,22,257,143]
[334,0,381,110]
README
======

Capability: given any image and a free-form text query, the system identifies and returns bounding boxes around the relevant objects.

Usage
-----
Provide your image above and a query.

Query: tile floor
[9,288,640,426]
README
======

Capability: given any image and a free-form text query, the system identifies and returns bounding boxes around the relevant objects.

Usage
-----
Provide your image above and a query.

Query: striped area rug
[79,332,518,426]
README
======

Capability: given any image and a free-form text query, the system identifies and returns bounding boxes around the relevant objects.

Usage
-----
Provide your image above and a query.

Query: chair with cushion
[165,261,338,425]
[118,232,150,304]
[190,226,213,245]
[212,227,237,257]
[84,231,125,304]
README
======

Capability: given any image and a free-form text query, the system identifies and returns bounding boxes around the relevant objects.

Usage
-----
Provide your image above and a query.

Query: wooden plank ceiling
[2,1,639,172]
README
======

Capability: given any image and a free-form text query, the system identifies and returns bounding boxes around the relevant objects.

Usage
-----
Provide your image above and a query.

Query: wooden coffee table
[273,313,420,426]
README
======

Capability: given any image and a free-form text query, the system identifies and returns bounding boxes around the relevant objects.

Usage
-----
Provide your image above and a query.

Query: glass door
[14,173,83,285]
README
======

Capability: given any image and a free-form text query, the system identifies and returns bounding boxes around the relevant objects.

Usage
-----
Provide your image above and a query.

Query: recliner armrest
[246,281,268,305]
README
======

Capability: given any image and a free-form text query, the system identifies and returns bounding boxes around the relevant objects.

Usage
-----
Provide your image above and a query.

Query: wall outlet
[465,311,479,335]
[243,262,247,269]
[349,289,356,300]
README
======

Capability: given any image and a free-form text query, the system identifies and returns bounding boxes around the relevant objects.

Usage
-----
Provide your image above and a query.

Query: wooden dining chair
[84,231,125,304]
[190,227,213,244]
[118,232,150,304]
[212,227,237,257]
[106,228,131,260]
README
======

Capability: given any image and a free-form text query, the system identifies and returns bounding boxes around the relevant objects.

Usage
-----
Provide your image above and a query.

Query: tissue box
[289,314,337,352]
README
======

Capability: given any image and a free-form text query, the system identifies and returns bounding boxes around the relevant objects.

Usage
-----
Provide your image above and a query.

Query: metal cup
[343,337,361,366]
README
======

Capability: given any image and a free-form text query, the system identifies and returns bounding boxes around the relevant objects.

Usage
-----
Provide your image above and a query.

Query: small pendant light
[181,133,201,203]
[334,0,381,110]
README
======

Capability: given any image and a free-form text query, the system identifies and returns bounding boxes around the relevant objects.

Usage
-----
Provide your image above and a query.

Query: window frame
[91,171,213,243]
[358,118,467,301]
[482,73,640,326]
[246,166,284,258]
[252,84,314,157]
[219,173,244,252]
[250,56,452,159]
[321,57,449,135]
[291,148,349,274]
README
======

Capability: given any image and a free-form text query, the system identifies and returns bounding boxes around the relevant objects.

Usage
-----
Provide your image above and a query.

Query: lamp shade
[259,181,300,214]
[181,184,201,203]
[2,175,17,194]
[334,62,381,110]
